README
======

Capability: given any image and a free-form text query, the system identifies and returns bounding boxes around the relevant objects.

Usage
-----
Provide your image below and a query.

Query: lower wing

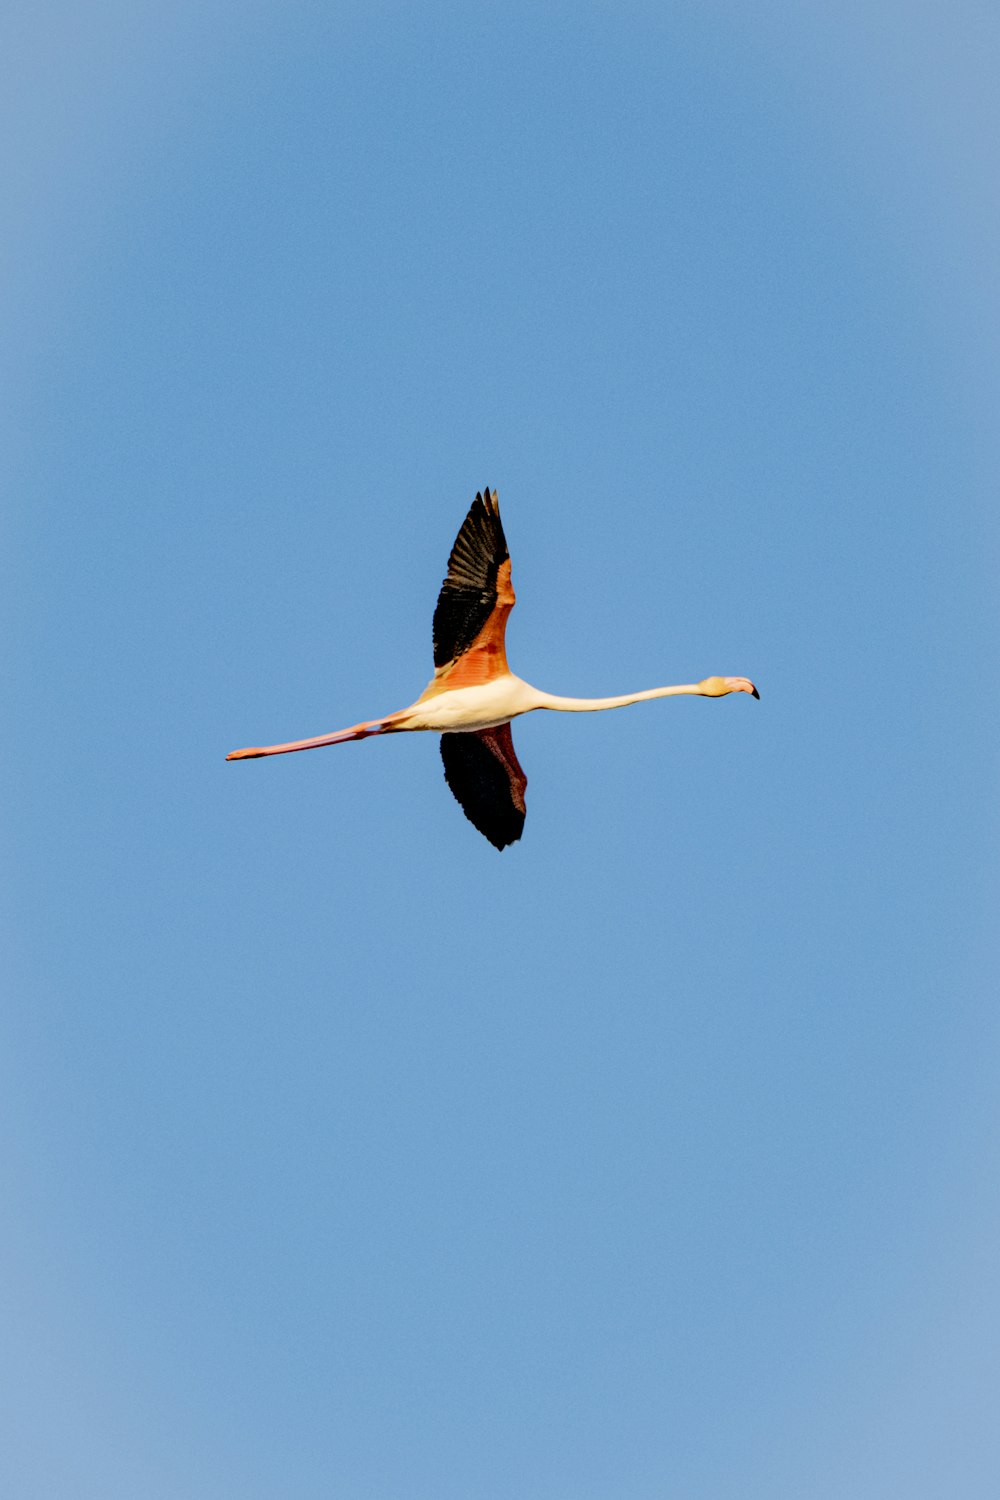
[440,724,528,850]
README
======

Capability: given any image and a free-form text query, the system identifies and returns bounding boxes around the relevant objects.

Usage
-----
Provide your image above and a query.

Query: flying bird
[227,489,758,848]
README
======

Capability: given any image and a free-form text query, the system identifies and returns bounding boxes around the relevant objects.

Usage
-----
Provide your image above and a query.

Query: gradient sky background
[3,3,998,1497]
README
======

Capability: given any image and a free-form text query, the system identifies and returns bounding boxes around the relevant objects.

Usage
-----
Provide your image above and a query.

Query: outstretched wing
[432,488,515,677]
[440,725,527,850]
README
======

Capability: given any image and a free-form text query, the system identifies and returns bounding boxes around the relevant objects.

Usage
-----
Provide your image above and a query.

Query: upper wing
[440,724,527,850]
[432,488,515,674]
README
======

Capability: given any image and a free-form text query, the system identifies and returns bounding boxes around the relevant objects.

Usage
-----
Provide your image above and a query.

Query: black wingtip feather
[440,731,526,850]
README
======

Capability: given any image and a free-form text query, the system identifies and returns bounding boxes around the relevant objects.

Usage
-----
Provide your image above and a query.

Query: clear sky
[3,3,997,1496]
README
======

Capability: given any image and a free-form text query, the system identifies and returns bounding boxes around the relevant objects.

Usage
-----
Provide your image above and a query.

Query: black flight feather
[440,726,527,850]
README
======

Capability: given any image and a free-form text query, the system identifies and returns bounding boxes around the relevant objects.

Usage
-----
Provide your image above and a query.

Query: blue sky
[3,3,997,1496]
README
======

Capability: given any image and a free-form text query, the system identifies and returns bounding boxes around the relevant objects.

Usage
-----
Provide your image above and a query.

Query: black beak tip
[751,686,760,700]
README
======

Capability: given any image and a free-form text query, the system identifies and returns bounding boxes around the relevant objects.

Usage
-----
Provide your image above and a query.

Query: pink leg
[226,716,399,760]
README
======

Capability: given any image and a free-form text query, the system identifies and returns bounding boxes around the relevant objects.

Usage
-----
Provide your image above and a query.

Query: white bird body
[400,672,541,732]
[228,489,758,848]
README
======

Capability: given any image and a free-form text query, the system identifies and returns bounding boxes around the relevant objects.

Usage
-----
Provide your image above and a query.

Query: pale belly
[400,674,540,733]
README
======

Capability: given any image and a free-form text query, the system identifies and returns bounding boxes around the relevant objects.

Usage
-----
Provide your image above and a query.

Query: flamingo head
[697,676,760,699]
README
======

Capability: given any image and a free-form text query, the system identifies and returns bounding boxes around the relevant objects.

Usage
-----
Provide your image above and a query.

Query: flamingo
[227,489,758,848]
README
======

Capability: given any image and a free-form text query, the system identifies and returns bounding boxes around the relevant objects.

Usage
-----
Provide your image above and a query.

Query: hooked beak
[724,677,760,699]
